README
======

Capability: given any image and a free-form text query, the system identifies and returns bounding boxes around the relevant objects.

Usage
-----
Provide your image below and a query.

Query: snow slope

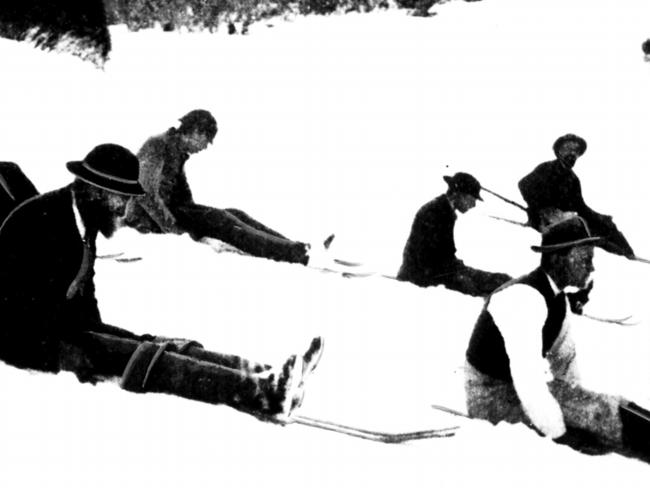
[1,0,650,485]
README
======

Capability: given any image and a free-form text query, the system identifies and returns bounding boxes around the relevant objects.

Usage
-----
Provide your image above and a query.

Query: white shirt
[488,273,574,438]
[71,192,86,241]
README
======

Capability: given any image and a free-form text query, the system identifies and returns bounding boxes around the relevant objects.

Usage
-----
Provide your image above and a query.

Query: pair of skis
[315,258,398,280]
[290,414,459,444]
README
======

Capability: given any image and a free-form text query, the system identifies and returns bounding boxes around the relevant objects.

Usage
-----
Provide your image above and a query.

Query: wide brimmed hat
[552,134,587,157]
[67,143,144,196]
[443,172,483,200]
[531,216,601,253]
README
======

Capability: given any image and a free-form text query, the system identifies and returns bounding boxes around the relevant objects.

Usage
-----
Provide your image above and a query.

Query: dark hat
[67,144,145,196]
[443,172,483,200]
[552,134,587,157]
[531,216,601,253]
[179,109,217,139]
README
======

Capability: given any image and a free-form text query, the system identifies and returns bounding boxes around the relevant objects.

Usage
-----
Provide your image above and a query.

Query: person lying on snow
[125,109,331,266]
[0,143,323,422]
[0,161,39,225]
[465,216,650,461]
[396,172,512,297]
[518,133,634,259]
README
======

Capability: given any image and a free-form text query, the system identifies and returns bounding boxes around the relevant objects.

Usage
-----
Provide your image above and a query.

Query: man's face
[556,142,582,167]
[453,193,478,213]
[99,192,132,237]
[184,130,213,154]
[562,245,595,289]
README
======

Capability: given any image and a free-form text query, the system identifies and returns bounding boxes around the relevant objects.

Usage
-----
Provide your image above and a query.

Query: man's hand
[567,280,594,315]
[554,426,613,455]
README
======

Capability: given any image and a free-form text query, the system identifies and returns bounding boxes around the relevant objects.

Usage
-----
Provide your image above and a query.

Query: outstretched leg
[175,204,309,264]
[59,331,323,420]
[441,262,511,297]
[225,208,288,239]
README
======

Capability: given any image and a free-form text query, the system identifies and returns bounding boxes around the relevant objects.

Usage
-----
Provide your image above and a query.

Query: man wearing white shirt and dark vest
[465,216,650,460]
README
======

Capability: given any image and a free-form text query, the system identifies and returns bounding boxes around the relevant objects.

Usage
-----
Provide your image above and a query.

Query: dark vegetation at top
[0,0,484,65]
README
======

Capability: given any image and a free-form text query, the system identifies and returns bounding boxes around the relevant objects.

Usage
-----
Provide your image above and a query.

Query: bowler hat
[552,134,587,158]
[67,144,145,196]
[531,216,601,253]
[443,172,483,200]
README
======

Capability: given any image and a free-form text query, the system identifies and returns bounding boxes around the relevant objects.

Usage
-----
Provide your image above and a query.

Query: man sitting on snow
[396,172,511,297]
[0,161,38,225]
[125,109,322,265]
[518,133,634,258]
[0,143,322,422]
[465,216,649,460]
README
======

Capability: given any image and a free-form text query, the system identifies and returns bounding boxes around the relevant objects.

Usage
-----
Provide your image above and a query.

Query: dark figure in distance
[518,134,634,259]
[397,172,512,297]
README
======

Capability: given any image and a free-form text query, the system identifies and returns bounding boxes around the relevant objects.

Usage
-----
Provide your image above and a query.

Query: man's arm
[134,150,178,231]
[489,285,567,438]
[1,163,39,202]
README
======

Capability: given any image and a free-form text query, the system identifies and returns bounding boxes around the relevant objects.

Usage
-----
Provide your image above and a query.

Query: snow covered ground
[1,0,650,485]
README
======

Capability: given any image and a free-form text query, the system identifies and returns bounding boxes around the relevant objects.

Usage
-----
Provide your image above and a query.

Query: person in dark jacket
[396,172,511,297]
[125,109,313,265]
[0,143,321,422]
[518,134,634,258]
[465,216,650,461]
[0,161,38,225]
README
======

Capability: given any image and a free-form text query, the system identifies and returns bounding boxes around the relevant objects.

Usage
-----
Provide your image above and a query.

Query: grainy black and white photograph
[0,0,649,485]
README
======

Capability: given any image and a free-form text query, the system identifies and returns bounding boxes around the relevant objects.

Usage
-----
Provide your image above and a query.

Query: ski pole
[480,186,528,213]
[488,215,530,228]
[582,313,638,326]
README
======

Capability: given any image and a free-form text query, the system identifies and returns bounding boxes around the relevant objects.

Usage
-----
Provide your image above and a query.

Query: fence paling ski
[292,414,459,443]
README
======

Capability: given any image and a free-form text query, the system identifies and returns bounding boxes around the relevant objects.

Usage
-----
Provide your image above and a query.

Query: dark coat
[397,194,458,285]
[518,159,589,228]
[518,159,634,257]
[0,162,39,225]
[0,185,101,372]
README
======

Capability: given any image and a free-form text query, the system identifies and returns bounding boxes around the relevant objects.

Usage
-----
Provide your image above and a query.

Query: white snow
[1,0,650,485]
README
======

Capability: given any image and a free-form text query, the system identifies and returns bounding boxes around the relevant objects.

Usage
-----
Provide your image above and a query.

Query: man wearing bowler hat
[465,216,650,460]
[397,172,512,297]
[518,133,634,258]
[0,143,322,422]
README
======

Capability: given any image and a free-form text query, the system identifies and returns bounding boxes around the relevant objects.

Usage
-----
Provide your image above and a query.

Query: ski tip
[323,233,336,250]
[333,258,363,267]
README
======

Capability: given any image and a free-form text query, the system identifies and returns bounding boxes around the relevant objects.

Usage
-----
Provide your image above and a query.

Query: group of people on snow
[0,112,647,461]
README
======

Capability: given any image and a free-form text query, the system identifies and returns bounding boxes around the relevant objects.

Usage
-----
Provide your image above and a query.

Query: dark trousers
[57,329,281,417]
[398,260,511,297]
[529,208,634,258]
[584,213,634,258]
[174,204,309,264]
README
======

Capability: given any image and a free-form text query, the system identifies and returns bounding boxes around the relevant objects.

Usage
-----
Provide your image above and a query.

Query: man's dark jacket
[397,194,458,285]
[0,161,38,225]
[0,185,100,373]
[519,159,634,257]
